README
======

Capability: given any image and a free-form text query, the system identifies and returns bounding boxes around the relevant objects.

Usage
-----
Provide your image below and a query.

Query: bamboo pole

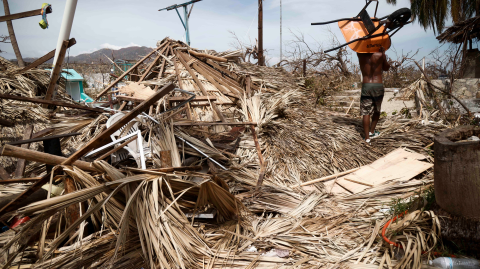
[297,167,360,187]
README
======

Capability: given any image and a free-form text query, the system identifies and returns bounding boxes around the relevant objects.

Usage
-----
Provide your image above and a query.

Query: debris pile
[0,38,446,268]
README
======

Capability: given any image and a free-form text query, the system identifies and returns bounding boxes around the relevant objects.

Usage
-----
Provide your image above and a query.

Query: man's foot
[369,131,380,139]
[365,138,371,144]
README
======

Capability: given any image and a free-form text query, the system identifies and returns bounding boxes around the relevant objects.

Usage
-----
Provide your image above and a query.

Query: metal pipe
[175,135,227,170]
[52,0,77,70]
[85,131,138,157]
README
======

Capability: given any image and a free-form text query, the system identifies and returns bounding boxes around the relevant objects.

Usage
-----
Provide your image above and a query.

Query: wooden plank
[173,121,257,126]
[327,148,432,195]
[45,40,69,102]
[0,166,10,180]
[0,144,98,173]
[17,38,76,73]
[62,83,175,165]
[0,94,105,112]
[0,7,51,22]
[176,51,227,123]
[246,75,252,98]
[139,44,169,82]
[14,125,34,178]
[8,132,81,146]
[196,60,244,96]
[190,61,238,98]
[0,177,41,184]
[206,59,239,80]
[95,41,168,100]
[0,118,14,127]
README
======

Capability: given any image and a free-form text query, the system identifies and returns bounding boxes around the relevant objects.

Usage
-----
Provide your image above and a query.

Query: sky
[0,0,457,66]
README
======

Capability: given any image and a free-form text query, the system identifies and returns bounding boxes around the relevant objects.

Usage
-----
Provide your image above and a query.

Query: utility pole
[280,0,282,64]
[258,0,264,66]
[3,0,25,67]
[159,0,202,46]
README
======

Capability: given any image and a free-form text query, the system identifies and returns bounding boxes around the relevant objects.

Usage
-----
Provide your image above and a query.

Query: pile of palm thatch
[0,38,448,268]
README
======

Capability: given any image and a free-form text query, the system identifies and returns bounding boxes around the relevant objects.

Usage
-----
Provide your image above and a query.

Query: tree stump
[434,125,480,219]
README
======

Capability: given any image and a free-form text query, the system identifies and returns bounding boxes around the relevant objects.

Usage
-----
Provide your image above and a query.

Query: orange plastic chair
[338,19,391,53]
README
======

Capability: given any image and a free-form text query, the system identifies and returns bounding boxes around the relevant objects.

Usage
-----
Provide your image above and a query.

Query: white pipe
[52,0,78,70]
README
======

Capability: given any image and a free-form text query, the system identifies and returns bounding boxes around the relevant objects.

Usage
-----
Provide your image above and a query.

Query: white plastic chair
[106,113,150,168]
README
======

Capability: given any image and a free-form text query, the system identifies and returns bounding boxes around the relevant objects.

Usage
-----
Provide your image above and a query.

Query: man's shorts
[360,83,384,116]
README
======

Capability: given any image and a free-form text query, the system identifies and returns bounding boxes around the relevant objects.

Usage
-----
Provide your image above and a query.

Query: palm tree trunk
[2,0,25,67]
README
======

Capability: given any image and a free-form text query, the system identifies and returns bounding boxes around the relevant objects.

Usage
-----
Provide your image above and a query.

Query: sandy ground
[382,91,415,115]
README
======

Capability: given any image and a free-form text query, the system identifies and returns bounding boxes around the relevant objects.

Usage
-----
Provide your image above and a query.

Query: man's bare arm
[380,47,390,71]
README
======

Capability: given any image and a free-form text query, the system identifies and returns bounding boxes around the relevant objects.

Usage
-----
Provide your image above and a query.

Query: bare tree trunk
[3,0,25,67]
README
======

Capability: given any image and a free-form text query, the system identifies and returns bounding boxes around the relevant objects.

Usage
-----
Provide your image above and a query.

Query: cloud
[99,42,140,50]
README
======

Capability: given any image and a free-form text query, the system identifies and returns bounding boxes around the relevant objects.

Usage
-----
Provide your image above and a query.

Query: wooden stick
[345,99,355,115]
[246,75,252,98]
[173,121,257,126]
[344,178,373,187]
[62,83,175,165]
[95,41,168,100]
[0,177,40,184]
[0,144,98,173]
[45,40,69,103]
[14,125,34,178]
[0,7,51,22]
[118,101,127,111]
[8,132,81,146]
[0,94,104,112]
[17,38,76,73]
[187,50,228,62]
[176,51,228,123]
[298,167,360,187]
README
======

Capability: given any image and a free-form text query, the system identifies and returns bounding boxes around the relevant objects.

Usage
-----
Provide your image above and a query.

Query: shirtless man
[357,47,390,143]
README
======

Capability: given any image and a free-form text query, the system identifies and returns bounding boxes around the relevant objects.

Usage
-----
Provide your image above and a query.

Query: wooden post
[160,150,172,168]
[44,40,69,103]
[3,0,25,67]
[434,125,480,218]
[13,125,34,178]
[1,144,98,173]
[0,7,51,22]
[258,0,264,66]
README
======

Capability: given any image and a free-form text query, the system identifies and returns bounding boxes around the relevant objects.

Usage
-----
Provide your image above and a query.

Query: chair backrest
[106,113,140,153]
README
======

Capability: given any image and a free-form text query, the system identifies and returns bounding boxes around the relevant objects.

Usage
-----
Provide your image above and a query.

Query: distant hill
[22,46,153,64]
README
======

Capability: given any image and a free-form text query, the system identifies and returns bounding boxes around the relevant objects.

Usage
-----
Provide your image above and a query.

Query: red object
[10,216,30,229]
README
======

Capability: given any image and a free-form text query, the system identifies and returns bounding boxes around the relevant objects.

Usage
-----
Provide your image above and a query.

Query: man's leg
[370,112,380,133]
[363,115,371,139]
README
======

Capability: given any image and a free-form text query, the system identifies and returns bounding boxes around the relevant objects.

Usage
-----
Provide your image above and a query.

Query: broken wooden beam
[45,40,69,103]
[173,121,257,126]
[0,94,105,113]
[0,144,98,173]
[31,128,55,139]
[297,167,360,187]
[8,132,81,146]
[95,41,168,100]
[63,83,175,165]
[0,7,51,22]
[187,50,228,62]
[0,177,41,184]
[17,38,76,73]
[14,125,34,178]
